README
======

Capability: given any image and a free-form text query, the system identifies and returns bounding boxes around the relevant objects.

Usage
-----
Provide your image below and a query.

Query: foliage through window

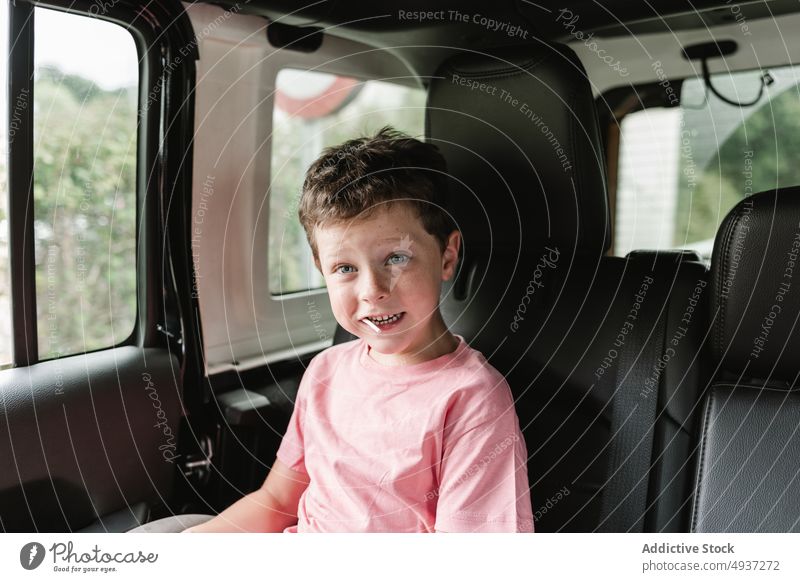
[615,65,800,258]
[269,68,425,294]
[33,8,139,359]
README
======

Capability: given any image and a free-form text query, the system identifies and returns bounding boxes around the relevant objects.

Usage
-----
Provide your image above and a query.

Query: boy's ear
[441,230,461,281]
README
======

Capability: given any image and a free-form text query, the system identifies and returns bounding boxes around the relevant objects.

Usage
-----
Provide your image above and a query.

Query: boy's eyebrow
[320,236,418,261]
[322,237,412,260]
[370,237,414,246]
[320,248,353,265]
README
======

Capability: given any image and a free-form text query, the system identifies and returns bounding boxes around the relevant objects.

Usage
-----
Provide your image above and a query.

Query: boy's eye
[335,264,356,275]
[387,254,410,266]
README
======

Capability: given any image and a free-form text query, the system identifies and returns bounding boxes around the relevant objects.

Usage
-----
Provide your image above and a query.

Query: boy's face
[314,203,460,364]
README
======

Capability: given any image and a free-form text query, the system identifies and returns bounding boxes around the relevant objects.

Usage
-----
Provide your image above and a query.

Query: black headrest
[711,187,800,380]
[427,43,610,254]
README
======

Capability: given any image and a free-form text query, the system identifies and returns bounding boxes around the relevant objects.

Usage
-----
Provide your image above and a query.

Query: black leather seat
[334,43,711,532]
[692,186,800,532]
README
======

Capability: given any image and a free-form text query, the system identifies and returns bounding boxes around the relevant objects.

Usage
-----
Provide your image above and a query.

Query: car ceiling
[215,0,797,38]
[206,0,800,88]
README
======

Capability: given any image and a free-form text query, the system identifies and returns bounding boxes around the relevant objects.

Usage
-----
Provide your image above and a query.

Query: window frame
[6,0,197,368]
[8,0,37,365]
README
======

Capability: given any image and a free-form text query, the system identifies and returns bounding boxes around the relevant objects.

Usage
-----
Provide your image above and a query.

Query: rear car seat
[691,186,800,532]
[423,44,712,532]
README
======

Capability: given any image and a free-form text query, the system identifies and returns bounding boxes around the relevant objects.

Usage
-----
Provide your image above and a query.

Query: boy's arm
[183,458,310,532]
[433,380,534,533]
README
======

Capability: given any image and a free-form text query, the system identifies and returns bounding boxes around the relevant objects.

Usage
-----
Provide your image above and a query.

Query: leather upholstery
[710,186,800,380]
[0,347,181,532]
[693,186,800,532]
[426,43,610,254]
[439,250,708,532]
[333,44,710,532]
[691,384,800,532]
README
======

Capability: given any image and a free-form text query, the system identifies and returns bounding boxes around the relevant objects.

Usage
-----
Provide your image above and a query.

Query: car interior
[1,0,800,533]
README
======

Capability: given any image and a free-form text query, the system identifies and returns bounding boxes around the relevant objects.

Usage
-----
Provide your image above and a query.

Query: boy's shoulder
[446,338,505,378]
[441,343,517,426]
[451,343,512,395]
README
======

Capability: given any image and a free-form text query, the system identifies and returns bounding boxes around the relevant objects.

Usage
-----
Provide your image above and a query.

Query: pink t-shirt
[275,334,534,532]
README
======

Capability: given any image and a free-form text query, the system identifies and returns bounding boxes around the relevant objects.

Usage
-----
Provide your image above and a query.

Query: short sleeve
[275,361,314,475]
[434,379,534,533]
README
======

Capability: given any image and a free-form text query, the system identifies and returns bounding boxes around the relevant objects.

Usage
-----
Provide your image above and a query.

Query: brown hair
[298,126,455,260]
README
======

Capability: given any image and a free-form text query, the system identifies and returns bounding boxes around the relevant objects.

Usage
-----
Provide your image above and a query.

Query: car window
[33,7,138,360]
[614,65,800,258]
[268,68,425,295]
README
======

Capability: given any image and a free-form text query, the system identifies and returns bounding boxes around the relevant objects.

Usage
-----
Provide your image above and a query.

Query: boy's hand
[175,459,309,532]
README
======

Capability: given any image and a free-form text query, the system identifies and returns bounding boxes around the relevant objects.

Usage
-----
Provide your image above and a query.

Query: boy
[187,127,533,532]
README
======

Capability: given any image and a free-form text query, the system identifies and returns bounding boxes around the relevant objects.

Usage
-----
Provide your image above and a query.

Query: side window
[268,68,425,294]
[32,8,139,359]
[614,65,800,258]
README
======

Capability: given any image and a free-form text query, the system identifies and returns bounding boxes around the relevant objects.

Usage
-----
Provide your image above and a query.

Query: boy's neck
[366,315,459,367]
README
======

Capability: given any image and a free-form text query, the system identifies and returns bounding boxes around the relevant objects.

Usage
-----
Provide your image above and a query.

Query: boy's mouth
[360,312,405,331]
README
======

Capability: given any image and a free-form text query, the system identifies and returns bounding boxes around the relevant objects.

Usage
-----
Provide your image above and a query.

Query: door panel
[0,347,181,532]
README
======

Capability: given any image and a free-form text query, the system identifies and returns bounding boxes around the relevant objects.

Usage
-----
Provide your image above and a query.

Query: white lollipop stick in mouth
[363,318,381,333]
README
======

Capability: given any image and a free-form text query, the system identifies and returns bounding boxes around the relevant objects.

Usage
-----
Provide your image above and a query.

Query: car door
[0,0,200,532]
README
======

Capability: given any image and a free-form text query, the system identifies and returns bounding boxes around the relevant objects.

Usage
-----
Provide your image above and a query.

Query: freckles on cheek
[327,285,349,313]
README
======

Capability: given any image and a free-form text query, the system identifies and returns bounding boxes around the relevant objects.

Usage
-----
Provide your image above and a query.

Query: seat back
[427,44,711,531]
[427,43,610,254]
[692,186,800,532]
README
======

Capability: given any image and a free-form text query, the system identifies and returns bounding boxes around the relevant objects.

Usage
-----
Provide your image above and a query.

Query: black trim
[266,22,323,52]
[133,6,163,351]
[158,9,205,407]
[8,1,37,366]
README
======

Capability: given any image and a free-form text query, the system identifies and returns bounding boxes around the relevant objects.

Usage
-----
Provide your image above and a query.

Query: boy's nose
[358,269,390,302]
